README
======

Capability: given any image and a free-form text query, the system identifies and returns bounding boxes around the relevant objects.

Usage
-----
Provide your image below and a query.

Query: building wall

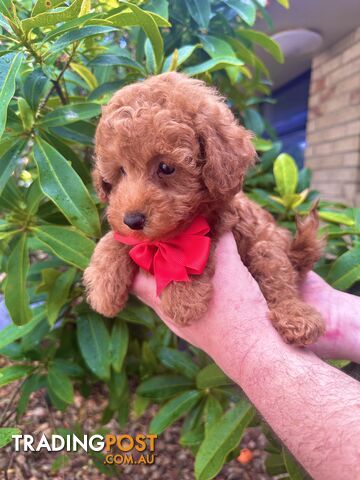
[305,26,360,205]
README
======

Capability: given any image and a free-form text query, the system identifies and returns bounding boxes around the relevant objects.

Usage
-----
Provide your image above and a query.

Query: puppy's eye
[158,162,175,176]
[120,166,126,176]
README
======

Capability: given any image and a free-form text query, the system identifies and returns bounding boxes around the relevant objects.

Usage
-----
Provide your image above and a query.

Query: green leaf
[183,56,244,76]
[318,211,355,226]
[150,390,202,434]
[119,302,156,328]
[77,313,111,380]
[0,0,12,17]
[199,35,239,83]
[47,365,74,404]
[252,137,273,152]
[22,0,85,34]
[0,307,45,349]
[0,52,23,140]
[17,98,34,131]
[265,453,287,476]
[237,29,284,63]
[273,153,298,197]
[40,11,99,43]
[0,428,21,448]
[297,167,311,191]
[327,247,360,290]
[32,225,95,270]
[50,120,95,146]
[162,44,200,72]
[33,138,100,237]
[276,0,289,8]
[17,375,45,417]
[204,395,223,436]
[200,35,235,57]
[195,400,255,480]
[50,26,116,56]
[133,394,150,418]
[70,62,98,90]
[184,0,211,28]
[0,364,33,387]
[145,38,156,74]
[145,0,169,19]
[110,319,129,373]
[158,347,199,379]
[196,363,232,389]
[226,36,256,66]
[5,235,32,326]
[32,0,65,16]
[0,139,26,195]
[40,103,101,128]
[243,108,265,136]
[108,3,165,71]
[88,54,145,74]
[52,358,84,377]
[24,69,50,110]
[224,0,256,26]
[283,449,306,480]
[47,267,76,325]
[137,375,194,400]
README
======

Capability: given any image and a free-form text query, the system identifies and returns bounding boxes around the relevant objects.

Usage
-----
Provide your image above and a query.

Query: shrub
[0,1,359,478]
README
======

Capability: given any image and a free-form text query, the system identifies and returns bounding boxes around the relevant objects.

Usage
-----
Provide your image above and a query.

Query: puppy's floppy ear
[196,103,256,201]
[92,167,112,203]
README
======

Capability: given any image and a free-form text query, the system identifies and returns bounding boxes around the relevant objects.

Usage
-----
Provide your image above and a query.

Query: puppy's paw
[86,293,123,318]
[83,267,127,318]
[161,280,212,326]
[270,300,325,346]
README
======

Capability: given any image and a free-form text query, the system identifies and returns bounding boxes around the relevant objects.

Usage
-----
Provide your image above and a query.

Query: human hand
[301,272,360,362]
[132,232,270,369]
[132,232,360,363]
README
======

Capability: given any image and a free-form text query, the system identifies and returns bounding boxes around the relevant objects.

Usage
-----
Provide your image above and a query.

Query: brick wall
[305,26,360,205]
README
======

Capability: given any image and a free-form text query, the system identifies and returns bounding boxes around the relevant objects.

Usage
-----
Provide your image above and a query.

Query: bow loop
[114,217,211,295]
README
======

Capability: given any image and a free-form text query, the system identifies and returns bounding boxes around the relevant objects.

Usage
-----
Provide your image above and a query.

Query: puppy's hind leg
[247,240,325,346]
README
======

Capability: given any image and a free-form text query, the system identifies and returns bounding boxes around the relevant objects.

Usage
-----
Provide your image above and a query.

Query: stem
[51,79,67,105]
[4,451,15,480]
[22,37,43,66]
[36,43,79,116]
[0,378,25,427]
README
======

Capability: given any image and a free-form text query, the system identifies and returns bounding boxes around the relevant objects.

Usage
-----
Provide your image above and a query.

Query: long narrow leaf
[31,225,95,270]
[195,400,255,480]
[4,235,32,325]
[0,52,23,140]
[33,138,100,237]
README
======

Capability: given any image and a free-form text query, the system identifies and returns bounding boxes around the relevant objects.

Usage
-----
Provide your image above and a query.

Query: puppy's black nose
[123,212,146,230]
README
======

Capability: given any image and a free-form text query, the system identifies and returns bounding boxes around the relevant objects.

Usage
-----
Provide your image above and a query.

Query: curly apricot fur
[83,72,325,346]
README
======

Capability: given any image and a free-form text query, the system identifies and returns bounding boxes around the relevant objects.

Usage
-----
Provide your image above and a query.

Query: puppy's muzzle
[124,212,146,230]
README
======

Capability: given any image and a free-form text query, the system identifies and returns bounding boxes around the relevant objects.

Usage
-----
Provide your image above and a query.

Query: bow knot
[114,216,211,295]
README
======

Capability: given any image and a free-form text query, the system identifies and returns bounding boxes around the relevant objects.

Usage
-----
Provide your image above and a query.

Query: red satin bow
[114,216,211,295]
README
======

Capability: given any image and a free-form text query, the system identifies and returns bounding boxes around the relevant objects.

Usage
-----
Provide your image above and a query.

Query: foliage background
[0,0,359,478]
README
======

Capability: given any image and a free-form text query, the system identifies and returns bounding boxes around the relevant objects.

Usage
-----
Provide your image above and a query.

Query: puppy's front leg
[83,232,138,317]
[160,261,215,325]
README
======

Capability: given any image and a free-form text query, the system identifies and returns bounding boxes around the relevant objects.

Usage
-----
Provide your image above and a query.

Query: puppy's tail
[288,201,325,280]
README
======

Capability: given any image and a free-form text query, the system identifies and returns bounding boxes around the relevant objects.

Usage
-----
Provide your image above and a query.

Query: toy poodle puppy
[83,72,325,345]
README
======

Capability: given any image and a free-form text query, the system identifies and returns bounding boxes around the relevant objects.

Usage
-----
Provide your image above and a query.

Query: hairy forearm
[209,312,360,480]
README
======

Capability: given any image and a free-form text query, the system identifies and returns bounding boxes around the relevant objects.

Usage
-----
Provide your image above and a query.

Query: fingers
[212,232,265,304]
[132,270,158,308]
